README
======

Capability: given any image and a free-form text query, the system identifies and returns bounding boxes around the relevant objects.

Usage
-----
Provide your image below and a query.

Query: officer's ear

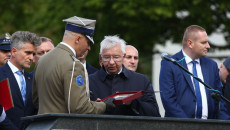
[74,34,81,44]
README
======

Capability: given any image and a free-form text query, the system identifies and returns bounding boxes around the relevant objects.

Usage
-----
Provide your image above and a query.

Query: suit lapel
[200,57,209,87]
[200,58,211,102]
[24,72,32,106]
[175,51,195,95]
[3,64,25,106]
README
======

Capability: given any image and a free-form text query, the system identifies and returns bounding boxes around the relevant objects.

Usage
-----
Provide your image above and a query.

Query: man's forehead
[102,45,122,54]
[37,42,53,49]
[126,47,138,54]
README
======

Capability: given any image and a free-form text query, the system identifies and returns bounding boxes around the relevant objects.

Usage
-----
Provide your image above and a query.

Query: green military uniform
[33,44,106,114]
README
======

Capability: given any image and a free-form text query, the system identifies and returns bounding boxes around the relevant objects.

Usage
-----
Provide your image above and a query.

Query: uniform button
[193,99,196,102]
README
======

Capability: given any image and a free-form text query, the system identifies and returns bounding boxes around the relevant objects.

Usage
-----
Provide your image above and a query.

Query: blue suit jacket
[159,50,230,119]
[0,63,36,129]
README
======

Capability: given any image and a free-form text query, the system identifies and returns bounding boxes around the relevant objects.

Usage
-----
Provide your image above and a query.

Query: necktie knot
[192,60,197,66]
[16,71,23,76]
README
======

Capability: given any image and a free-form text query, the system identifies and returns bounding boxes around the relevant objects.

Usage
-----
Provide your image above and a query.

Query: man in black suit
[220,57,230,114]
[0,105,18,130]
[77,50,98,75]
[0,31,41,129]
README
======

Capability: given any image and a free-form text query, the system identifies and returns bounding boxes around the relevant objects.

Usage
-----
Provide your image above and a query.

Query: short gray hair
[11,31,41,49]
[100,35,126,55]
[40,37,54,45]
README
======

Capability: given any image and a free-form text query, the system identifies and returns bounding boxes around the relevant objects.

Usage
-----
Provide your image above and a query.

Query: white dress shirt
[182,50,208,119]
[0,107,6,123]
[7,61,26,91]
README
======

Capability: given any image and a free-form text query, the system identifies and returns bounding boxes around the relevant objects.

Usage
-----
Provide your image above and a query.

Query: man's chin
[108,69,117,74]
[24,64,32,68]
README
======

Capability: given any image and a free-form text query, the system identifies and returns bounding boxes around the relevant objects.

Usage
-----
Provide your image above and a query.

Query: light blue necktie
[192,60,202,119]
[16,71,26,105]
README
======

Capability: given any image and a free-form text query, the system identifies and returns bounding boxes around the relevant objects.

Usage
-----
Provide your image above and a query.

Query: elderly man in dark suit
[220,57,230,114]
[89,35,160,117]
[160,25,230,119]
[0,31,41,129]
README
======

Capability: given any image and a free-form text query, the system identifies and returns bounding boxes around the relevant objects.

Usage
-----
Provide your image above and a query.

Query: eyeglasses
[102,55,122,62]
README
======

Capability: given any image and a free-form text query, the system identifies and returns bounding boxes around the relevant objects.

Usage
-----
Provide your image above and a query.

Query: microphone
[161,53,176,62]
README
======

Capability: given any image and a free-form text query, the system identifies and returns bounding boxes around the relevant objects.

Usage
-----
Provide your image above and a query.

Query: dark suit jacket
[0,117,19,130]
[86,62,98,75]
[89,66,161,117]
[159,50,230,119]
[223,74,230,114]
[0,63,36,129]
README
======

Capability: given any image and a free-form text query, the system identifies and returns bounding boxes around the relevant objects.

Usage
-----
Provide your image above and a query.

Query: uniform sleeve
[63,61,106,114]
[32,65,38,109]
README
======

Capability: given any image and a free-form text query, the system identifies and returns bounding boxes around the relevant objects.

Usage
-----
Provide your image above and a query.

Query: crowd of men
[0,15,230,129]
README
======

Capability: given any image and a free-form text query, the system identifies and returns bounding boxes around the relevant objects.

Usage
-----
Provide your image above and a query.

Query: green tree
[1,0,230,79]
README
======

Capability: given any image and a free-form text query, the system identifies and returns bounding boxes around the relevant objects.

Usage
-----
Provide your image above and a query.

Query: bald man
[123,45,139,71]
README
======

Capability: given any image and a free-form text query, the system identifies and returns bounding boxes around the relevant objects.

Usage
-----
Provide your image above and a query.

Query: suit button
[193,99,196,102]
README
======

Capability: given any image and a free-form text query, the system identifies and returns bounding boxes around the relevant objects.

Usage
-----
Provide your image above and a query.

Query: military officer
[32,16,114,114]
[0,33,11,67]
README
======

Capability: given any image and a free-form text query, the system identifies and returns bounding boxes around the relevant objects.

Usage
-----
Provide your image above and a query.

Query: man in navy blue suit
[0,31,41,129]
[89,35,160,117]
[160,25,230,120]
[77,50,98,75]
[0,105,18,130]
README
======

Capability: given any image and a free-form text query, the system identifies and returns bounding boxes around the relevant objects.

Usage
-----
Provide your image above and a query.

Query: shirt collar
[182,49,200,64]
[60,42,76,57]
[99,65,127,81]
[82,61,86,68]
[7,61,24,74]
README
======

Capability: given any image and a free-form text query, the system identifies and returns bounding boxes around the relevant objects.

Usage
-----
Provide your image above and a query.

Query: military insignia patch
[76,75,84,85]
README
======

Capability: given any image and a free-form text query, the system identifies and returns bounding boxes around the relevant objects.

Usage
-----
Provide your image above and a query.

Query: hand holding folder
[0,78,14,111]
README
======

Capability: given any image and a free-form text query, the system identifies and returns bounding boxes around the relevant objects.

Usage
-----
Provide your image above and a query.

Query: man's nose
[130,58,135,63]
[206,42,210,49]
[109,57,115,64]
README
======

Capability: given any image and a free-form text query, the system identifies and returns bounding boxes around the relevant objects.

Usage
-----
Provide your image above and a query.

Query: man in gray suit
[33,16,115,114]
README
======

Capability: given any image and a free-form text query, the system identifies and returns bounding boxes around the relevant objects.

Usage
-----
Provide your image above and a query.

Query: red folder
[101,91,143,105]
[0,78,14,110]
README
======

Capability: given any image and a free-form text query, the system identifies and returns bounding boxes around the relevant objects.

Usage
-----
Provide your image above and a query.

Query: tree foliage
[0,0,230,78]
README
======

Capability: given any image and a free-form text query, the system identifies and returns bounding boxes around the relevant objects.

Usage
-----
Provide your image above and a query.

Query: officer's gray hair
[11,31,41,50]
[100,35,126,55]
